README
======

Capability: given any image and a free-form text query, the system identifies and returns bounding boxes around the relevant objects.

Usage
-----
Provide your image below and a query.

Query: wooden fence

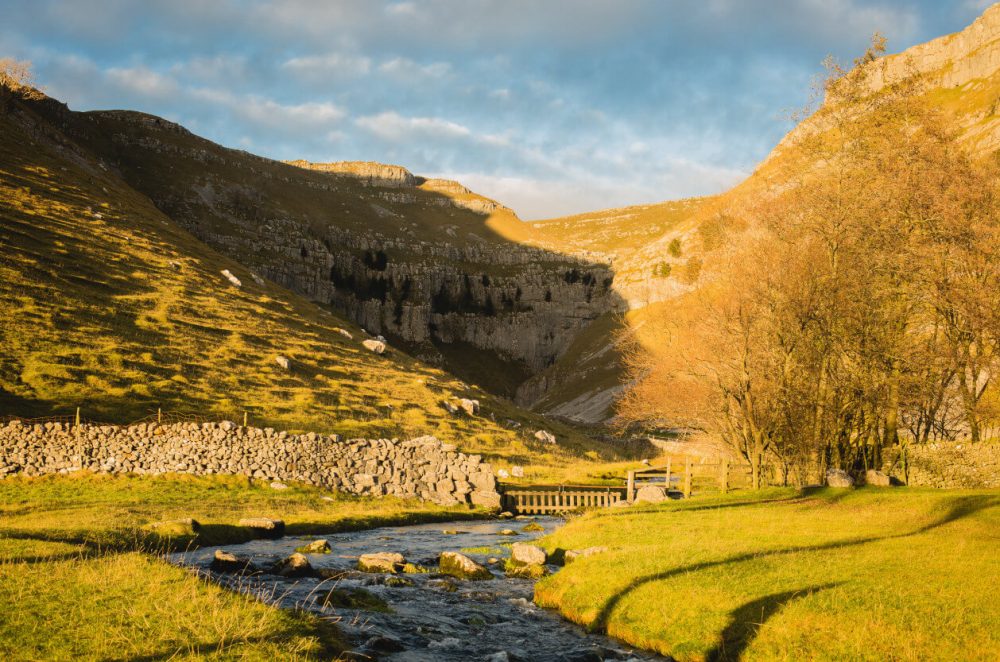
[501,485,626,514]
[626,455,757,500]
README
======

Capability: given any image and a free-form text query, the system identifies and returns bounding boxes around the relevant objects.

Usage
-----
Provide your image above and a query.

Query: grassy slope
[0,99,620,470]
[0,473,477,660]
[535,488,1000,661]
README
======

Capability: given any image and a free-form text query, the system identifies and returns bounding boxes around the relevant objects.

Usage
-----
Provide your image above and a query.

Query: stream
[170,517,663,661]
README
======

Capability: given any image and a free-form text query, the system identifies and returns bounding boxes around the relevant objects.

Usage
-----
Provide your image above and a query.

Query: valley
[3,3,1000,661]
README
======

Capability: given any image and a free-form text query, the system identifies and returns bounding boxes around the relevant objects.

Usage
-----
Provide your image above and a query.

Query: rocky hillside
[0,90,619,469]
[24,101,623,397]
[518,2,1000,423]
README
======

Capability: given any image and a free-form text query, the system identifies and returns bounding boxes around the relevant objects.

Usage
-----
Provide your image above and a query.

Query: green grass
[0,473,481,660]
[535,488,1000,661]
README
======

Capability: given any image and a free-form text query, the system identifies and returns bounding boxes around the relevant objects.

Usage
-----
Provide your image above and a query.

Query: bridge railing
[501,484,627,515]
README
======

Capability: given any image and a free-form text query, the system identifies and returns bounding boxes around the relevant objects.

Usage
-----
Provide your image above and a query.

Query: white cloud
[105,65,180,99]
[282,52,372,78]
[190,88,346,128]
[378,57,450,79]
[356,111,471,141]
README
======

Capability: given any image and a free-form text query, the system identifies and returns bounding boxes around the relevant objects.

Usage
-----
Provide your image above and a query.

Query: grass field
[0,473,479,660]
[535,488,1000,662]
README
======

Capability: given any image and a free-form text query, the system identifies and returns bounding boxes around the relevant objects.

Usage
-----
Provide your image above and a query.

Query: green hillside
[0,94,620,470]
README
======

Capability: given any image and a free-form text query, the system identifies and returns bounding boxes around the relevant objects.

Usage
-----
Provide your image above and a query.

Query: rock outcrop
[0,420,501,507]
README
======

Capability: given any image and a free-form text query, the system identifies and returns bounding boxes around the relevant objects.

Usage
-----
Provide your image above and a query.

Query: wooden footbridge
[500,455,751,515]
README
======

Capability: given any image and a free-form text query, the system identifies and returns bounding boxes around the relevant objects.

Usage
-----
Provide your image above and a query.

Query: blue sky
[2,1,993,219]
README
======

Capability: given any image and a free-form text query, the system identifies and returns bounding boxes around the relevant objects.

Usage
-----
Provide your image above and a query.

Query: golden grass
[535,488,1000,661]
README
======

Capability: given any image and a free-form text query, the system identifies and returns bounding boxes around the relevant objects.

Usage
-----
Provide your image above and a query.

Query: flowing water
[170,517,663,661]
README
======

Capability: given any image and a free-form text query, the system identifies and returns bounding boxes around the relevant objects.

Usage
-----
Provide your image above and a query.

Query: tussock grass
[0,473,480,659]
[535,488,1000,661]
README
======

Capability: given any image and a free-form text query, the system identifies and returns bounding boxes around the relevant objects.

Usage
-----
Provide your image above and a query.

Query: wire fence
[0,408,230,428]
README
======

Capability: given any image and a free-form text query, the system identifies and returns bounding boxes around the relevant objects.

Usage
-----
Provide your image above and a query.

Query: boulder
[521,522,544,533]
[270,481,288,490]
[865,469,891,487]
[275,356,291,370]
[498,529,518,536]
[334,327,353,339]
[362,339,386,354]
[364,635,405,654]
[634,485,667,503]
[510,542,546,566]
[564,546,608,564]
[438,551,493,580]
[238,517,286,538]
[510,465,524,478]
[358,552,405,573]
[471,491,502,510]
[497,469,510,479]
[505,560,548,579]
[533,430,556,445]
[210,549,256,574]
[221,269,242,287]
[270,553,313,578]
[458,398,480,416]
[826,469,855,488]
[295,539,331,554]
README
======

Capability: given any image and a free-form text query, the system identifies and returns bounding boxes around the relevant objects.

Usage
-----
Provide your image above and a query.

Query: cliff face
[39,106,622,393]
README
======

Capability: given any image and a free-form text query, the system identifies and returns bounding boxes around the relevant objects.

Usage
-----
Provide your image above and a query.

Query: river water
[170,517,663,661]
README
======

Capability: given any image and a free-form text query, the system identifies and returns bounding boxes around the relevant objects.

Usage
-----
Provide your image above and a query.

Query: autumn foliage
[619,38,1000,485]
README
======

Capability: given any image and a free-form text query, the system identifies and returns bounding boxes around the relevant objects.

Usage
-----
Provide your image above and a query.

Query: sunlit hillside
[0,94,619,468]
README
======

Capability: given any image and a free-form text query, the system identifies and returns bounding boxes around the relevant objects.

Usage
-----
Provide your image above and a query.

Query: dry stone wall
[0,420,501,507]
[885,441,1000,489]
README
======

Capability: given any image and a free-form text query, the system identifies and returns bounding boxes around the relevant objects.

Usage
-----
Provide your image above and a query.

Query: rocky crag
[0,420,501,507]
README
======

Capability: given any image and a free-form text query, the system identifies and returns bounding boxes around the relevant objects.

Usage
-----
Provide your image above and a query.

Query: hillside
[24,101,622,399]
[0,92,622,469]
[517,3,1000,423]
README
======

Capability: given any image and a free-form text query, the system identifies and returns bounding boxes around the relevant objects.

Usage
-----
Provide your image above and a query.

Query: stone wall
[0,420,501,507]
[884,441,1000,489]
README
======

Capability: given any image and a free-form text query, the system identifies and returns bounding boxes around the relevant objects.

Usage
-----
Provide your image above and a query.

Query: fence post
[626,470,635,503]
[157,407,162,425]
[74,407,80,428]
[243,411,248,427]
[683,457,692,498]
[666,457,672,492]
[720,458,729,494]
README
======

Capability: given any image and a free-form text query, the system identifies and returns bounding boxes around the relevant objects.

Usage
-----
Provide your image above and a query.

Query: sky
[2,1,994,219]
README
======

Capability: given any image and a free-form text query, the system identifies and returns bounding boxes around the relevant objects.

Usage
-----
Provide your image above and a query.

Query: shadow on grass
[705,584,840,662]
[588,494,998,640]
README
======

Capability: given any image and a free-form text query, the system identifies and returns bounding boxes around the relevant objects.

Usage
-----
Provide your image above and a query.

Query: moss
[504,558,549,579]
[438,552,493,580]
